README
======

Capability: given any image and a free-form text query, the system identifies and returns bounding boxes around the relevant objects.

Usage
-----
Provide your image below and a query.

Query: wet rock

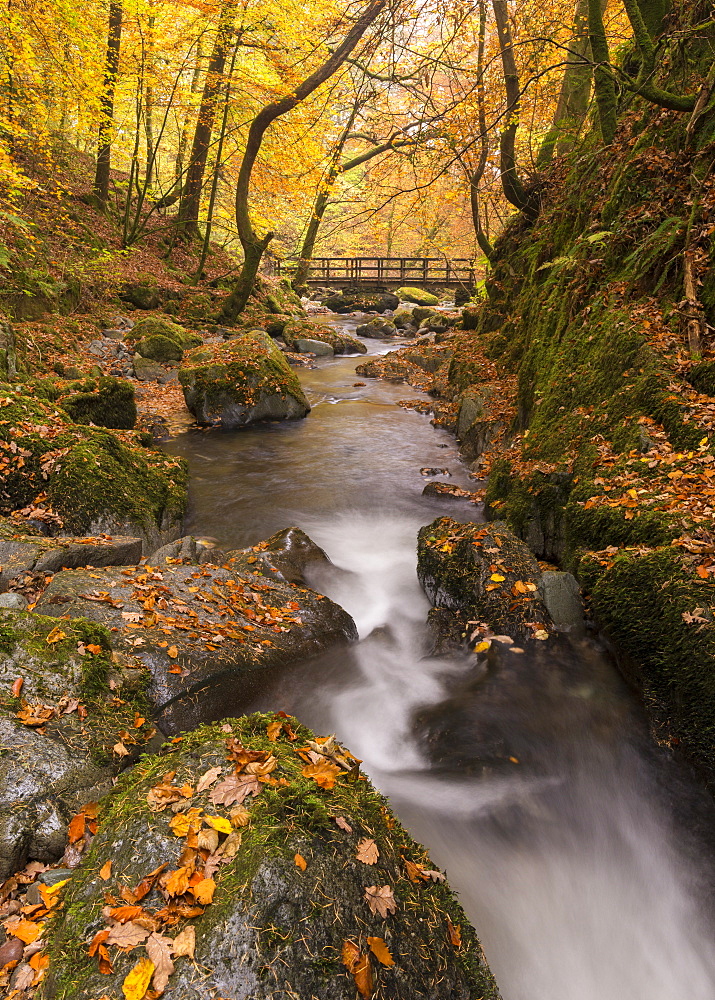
[0,717,109,881]
[179,333,310,428]
[0,529,142,590]
[355,317,398,338]
[0,591,26,609]
[396,287,439,306]
[404,344,454,375]
[538,571,585,634]
[417,518,553,645]
[35,529,357,732]
[148,535,219,566]
[40,714,501,1000]
[456,390,504,462]
[295,337,334,356]
[243,526,332,585]
[323,290,398,314]
[282,320,366,355]
[133,356,171,382]
[0,610,152,879]
[393,307,415,329]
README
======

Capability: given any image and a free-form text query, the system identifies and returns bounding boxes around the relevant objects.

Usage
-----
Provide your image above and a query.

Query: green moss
[578,548,715,786]
[126,316,202,350]
[60,376,137,429]
[135,333,184,363]
[44,713,499,1000]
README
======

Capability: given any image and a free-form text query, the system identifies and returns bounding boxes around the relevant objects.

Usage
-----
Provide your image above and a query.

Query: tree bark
[470,0,492,259]
[93,2,123,207]
[588,0,618,144]
[220,0,387,322]
[177,1,237,236]
[491,0,533,216]
[537,0,598,167]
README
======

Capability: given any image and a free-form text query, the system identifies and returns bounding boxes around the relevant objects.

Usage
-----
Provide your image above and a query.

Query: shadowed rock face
[39,715,502,1000]
[35,529,358,732]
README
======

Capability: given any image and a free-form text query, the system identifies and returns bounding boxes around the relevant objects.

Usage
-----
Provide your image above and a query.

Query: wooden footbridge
[269,257,476,288]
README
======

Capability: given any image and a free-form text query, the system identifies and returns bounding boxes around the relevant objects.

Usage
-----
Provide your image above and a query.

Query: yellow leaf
[204,815,232,835]
[46,627,67,645]
[169,808,203,837]
[490,573,506,582]
[167,646,178,658]
[122,956,155,1000]
[474,641,491,653]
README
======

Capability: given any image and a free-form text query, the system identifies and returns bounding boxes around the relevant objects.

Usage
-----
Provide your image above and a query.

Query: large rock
[40,715,502,1000]
[0,523,142,591]
[179,332,310,428]
[396,287,439,306]
[0,609,153,879]
[417,518,554,644]
[0,385,187,550]
[35,528,357,731]
[355,317,398,338]
[32,375,137,430]
[323,290,399,314]
[125,316,202,352]
[282,319,367,355]
[455,389,504,462]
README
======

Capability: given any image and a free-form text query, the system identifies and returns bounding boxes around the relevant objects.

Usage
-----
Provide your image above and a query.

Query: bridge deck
[271,257,476,287]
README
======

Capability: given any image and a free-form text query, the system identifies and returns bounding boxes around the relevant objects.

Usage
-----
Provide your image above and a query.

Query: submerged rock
[39,714,501,1000]
[35,528,357,731]
[179,332,310,428]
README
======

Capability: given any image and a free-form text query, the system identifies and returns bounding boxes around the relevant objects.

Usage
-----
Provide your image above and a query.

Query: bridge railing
[269,257,476,286]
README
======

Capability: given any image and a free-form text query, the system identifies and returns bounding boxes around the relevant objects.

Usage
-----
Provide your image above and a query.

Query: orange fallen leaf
[8,919,43,944]
[367,936,395,967]
[192,878,216,905]
[67,811,86,844]
[167,645,178,658]
[99,860,112,880]
[301,759,342,790]
[446,916,462,949]
[294,854,307,871]
[11,677,23,697]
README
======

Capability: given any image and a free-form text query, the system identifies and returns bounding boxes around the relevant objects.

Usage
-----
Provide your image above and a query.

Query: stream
[167,316,715,1000]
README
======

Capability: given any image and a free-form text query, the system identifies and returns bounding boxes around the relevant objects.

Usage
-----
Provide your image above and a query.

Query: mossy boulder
[282,320,367,355]
[0,610,152,879]
[355,317,398,338]
[579,546,715,788]
[40,714,501,1000]
[417,518,553,644]
[35,528,357,732]
[126,316,203,352]
[179,332,310,428]
[396,287,439,306]
[0,384,187,550]
[323,291,398,314]
[59,376,137,429]
[135,333,184,363]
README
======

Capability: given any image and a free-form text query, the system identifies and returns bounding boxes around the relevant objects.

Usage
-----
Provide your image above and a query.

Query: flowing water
[167,316,715,1000]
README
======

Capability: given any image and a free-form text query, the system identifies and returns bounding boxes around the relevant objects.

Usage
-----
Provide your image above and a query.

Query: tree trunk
[491,0,533,217]
[175,37,204,184]
[219,0,387,322]
[93,2,123,207]
[588,0,618,144]
[537,0,598,167]
[470,0,492,258]
[177,1,237,236]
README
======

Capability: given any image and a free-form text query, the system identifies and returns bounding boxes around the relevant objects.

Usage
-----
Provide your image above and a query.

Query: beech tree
[219,0,388,321]
[93,2,123,207]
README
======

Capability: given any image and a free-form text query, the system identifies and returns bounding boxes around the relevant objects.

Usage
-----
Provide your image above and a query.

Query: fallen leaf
[108,905,144,924]
[364,885,397,918]
[356,838,379,865]
[353,953,373,998]
[167,645,178,658]
[334,816,353,833]
[489,573,505,583]
[422,869,446,883]
[163,868,190,897]
[45,626,67,645]
[367,936,395,966]
[171,925,195,960]
[169,809,203,838]
[67,811,86,844]
[294,853,307,871]
[204,815,232,835]
[341,938,361,971]
[7,919,43,944]
[196,766,223,793]
[210,774,262,807]
[197,828,219,853]
[192,878,216,905]
[229,805,251,827]
[146,932,175,994]
[266,719,283,741]
[99,860,112,880]
[122,956,154,1000]
[446,916,462,949]
[301,759,342,790]
[11,677,23,697]
[106,922,150,950]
